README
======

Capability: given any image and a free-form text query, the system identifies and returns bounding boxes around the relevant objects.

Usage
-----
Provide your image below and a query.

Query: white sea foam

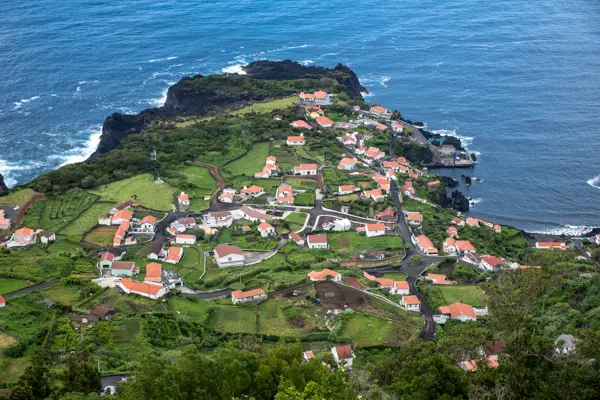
[58,126,102,167]
[0,160,19,188]
[152,87,169,107]
[233,44,313,61]
[359,74,390,89]
[432,128,474,148]
[148,56,178,63]
[469,198,483,206]
[221,63,247,75]
[529,225,596,236]
[76,86,81,92]
[361,91,374,98]
[587,175,600,190]
[300,60,314,66]
[13,95,41,109]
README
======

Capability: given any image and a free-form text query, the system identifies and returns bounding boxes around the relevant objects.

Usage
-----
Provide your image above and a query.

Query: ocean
[1,0,599,233]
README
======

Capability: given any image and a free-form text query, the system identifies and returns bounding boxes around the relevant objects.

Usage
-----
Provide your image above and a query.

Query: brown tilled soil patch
[0,332,17,347]
[315,281,368,310]
[343,277,365,290]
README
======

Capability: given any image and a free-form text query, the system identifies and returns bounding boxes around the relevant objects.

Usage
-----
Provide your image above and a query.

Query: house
[231,288,267,305]
[402,181,415,196]
[456,240,476,255]
[443,237,456,254]
[0,295,5,308]
[382,161,401,172]
[323,218,351,231]
[426,273,452,285]
[405,212,423,226]
[363,271,394,289]
[426,180,441,188]
[306,234,328,249]
[331,345,355,368]
[8,227,37,247]
[203,211,234,227]
[99,252,116,269]
[374,176,391,192]
[91,306,115,320]
[138,216,157,232]
[369,105,391,118]
[241,185,265,198]
[299,91,332,105]
[391,280,410,295]
[439,302,477,322]
[303,351,316,362]
[294,163,318,176]
[375,208,396,222]
[307,269,341,281]
[338,184,358,195]
[555,334,576,354]
[459,357,499,372]
[219,191,234,202]
[39,231,56,244]
[0,211,11,231]
[385,169,397,181]
[110,261,138,277]
[355,146,366,155]
[162,269,183,289]
[144,262,162,282]
[238,206,274,222]
[257,222,275,237]
[214,243,245,268]
[337,157,357,170]
[254,167,273,179]
[494,224,502,233]
[376,122,387,131]
[173,217,197,231]
[148,241,165,260]
[71,315,100,324]
[110,200,134,215]
[466,217,479,227]
[447,226,458,238]
[365,223,386,237]
[119,278,166,300]
[401,295,421,312]
[291,120,311,129]
[414,235,438,255]
[178,192,190,207]
[452,217,465,226]
[365,147,385,160]
[111,209,133,225]
[316,116,333,128]
[341,134,357,147]
[266,156,277,167]
[535,242,567,250]
[275,183,294,205]
[360,250,385,260]
[299,92,315,103]
[391,123,404,133]
[287,134,306,145]
[484,341,506,360]
[290,232,304,245]
[175,234,196,245]
[165,247,184,264]
[479,255,505,271]
[363,189,385,202]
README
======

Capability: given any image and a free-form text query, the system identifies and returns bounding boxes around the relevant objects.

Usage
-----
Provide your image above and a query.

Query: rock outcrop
[441,190,470,212]
[90,60,366,158]
[0,173,8,192]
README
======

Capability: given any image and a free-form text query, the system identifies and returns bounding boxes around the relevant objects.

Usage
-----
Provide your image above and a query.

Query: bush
[3,342,25,358]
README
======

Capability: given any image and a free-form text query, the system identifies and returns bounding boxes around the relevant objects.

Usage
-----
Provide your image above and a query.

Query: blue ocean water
[1,0,599,233]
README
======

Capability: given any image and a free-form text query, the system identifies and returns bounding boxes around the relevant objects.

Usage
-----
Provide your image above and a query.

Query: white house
[231,288,267,305]
[203,211,233,227]
[443,237,456,254]
[338,185,358,195]
[148,242,165,260]
[110,261,138,277]
[175,234,196,245]
[405,212,423,227]
[294,163,318,176]
[119,278,166,300]
[99,252,115,269]
[257,222,276,237]
[400,295,421,312]
[315,116,333,128]
[365,223,386,238]
[219,191,234,203]
[331,345,355,368]
[328,218,351,231]
[178,192,190,207]
[137,216,157,233]
[39,232,56,244]
[307,269,342,281]
[479,255,506,271]
[241,185,266,198]
[6,227,38,248]
[0,296,5,308]
[287,134,306,146]
[413,235,438,255]
[337,157,357,170]
[214,243,245,268]
[306,234,328,249]
[391,281,410,295]
[369,105,391,119]
[165,247,184,264]
[439,302,478,322]
[535,242,567,250]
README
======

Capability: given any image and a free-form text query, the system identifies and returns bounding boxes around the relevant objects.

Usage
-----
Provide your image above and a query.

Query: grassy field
[59,202,110,240]
[284,212,308,227]
[285,177,316,191]
[207,306,257,334]
[180,165,217,190]
[84,226,118,246]
[21,190,99,232]
[331,232,403,255]
[168,296,212,321]
[437,285,487,306]
[90,174,176,210]
[225,142,271,177]
[0,189,38,206]
[42,284,82,306]
[337,312,410,346]
[0,278,30,294]
[382,272,408,281]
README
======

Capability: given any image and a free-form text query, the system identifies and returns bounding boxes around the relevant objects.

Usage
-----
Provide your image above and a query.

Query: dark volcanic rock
[441,190,470,212]
[461,175,472,186]
[0,173,8,192]
[439,176,459,188]
[91,60,366,158]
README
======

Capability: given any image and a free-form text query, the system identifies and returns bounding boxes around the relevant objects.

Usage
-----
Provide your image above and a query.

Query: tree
[80,175,97,189]
[9,353,53,400]
[59,351,101,396]
[410,255,422,267]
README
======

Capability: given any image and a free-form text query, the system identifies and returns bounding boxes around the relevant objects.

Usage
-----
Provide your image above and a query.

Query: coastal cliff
[0,173,8,193]
[91,60,366,158]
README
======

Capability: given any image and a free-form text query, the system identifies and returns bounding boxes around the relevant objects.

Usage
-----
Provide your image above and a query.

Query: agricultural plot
[330,232,403,255]
[336,313,401,346]
[0,188,38,206]
[285,177,316,191]
[180,165,217,190]
[284,212,308,230]
[22,190,99,232]
[90,174,177,210]
[84,226,117,246]
[59,202,111,241]
[437,285,487,307]
[168,296,212,321]
[257,300,325,337]
[207,306,257,334]
[112,319,142,342]
[225,142,271,177]
[42,283,82,306]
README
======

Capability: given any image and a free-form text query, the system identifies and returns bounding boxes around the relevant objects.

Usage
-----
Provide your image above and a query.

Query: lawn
[330,232,403,255]
[180,165,217,190]
[90,174,177,210]
[168,296,212,321]
[0,188,38,206]
[0,278,30,294]
[84,226,117,246]
[59,202,110,240]
[42,284,82,306]
[337,312,412,346]
[225,142,271,177]
[382,272,408,281]
[284,212,308,227]
[437,285,487,307]
[206,306,257,334]
[285,177,316,191]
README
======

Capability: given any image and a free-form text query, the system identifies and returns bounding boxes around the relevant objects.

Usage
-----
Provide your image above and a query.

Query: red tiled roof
[456,240,476,252]
[0,295,5,305]
[370,105,387,113]
[145,262,162,282]
[214,243,243,258]
[290,232,303,243]
[232,288,266,299]
[294,163,317,172]
[287,135,305,142]
[339,184,356,192]
[403,295,420,305]
[406,212,422,222]
[111,261,135,270]
[427,273,451,284]
[439,302,477,319]
[165,247,183,262]
[176,234,195,240]
[14,227,34,236]
[120,278,164,295]
[308,269,339,280]
[100,252,115,262]
[334,345,353,359]
[242,185,264,194]
[258,222,274,231]
[307,234,327,244]
[291,120,311,129]
[366,223,385,232]
[316,116,333,126]
[140,215,156,225]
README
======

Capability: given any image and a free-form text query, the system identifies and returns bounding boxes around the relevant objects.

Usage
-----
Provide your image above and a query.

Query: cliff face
[90,60,366,158]
[0,173,8,192]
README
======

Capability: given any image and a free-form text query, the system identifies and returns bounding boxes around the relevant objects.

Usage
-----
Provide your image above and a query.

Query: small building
[493,224,502,233]
[275,183,294,205]
[452,217,465,226]
[376,122,387,131]
[91,306,115,320]
[110,261,138,277]
[405,212,423,227]
[337,157,358,170]
[119,278,166,300]
[369,105,391,118]
[290,120,311,130]
[391,281,410,295]
[535,242,567,250]
[414,235,438,255]
[0,295,5,308]
[290,232,305,245]
[363,189,385,202]
[401,295,421,312]
[257,222,276,237]
[231,288,267,305]
[360,250,385,260]
[110,200,134,215]
[294,163,318,176]
[306,234,328,249]
[203,211,233,227]
[238,206,274,222]
[39,231,56,244]
[111,210,133,225]
[316,116,333,128]
[447,226,458,238]
[287,134,306,145]
[365,223,386,238]
[402,181,415,197]
[456,240,477,255]
[466,217,479,227]
[138,216,157,232]
[303,351,316,362]
[439,302,478,322]
[443,237,456,254]
[241,185,266,198]
[479,255,506,271]
[426,273,451,285]
[178,192,190,207]
[99,252,115,269]
[148,241,165,260]
[375,208,396,222]
[175,234,196,245]
[219,191,234,203]
[459,357,499,372]
[338,184,358,195]
[214,243,245,268]
[331,345,355,368]
[71,315,100,324]
[165,247,184,264]
[307,269,341,281]
[0,211,12,231]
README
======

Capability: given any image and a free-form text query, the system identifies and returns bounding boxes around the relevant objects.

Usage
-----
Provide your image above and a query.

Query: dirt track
[189,161,224,204]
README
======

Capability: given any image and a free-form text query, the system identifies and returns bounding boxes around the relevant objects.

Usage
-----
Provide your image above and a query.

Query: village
[0,86,597,388]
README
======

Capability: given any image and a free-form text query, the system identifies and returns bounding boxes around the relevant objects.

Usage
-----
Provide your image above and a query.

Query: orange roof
[439,302,477,319]
[292,120,311,129]
[290,232,303,243]
[287,135,306,142]
[178,193,189,201]
[370,105,387,113]
[232,288,266,299]
[366,223,385,232]
[427,180,441,186]
[481,255,505,267]
[113,209,133,221]
[428,273,451,284]
[456,240,476,252]
[14,227,34,236]
[308,269,339,280]
[444,237,456,247]
[376,123,387,130]
[339,157,357,165]
[407,212,422,222]
[493,224,502,231]
[214,243,243,258]
[364,189,384,198]
[0,295,5,304]
[242,185,264,194]
[417,235,437,253]
[295,163,317,171]
[537,241,566,249]
[176,234,195,240]
[339,184,356,191]
[140,215,156,225]
[394,281,410,290]
[397,157,408,165]
[466,217,479,226]
[304,351,315,359]
[120,278,164,295]
[258,222,274,231]
[145,262,162,282]
[314,90,327,99]
[165,247,183,262]
[100,252,115,262]
[307,234,328,244]
[316,116,333,126]
[452,217,463,224]
[403,295,420,305]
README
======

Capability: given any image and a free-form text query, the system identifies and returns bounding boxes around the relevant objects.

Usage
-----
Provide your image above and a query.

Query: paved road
[3,280,59,298]
[182,288,231,299]
[407,276,436,340]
